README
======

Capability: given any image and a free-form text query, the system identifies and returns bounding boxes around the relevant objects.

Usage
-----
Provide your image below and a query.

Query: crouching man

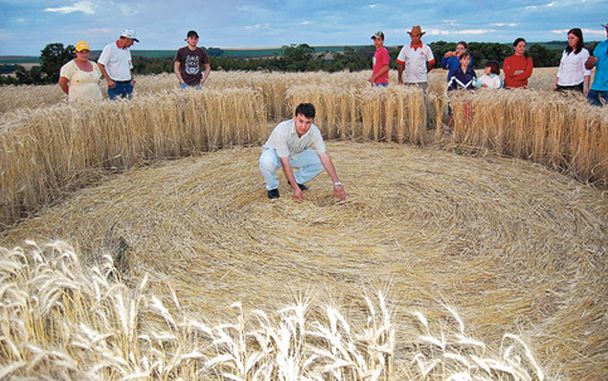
[259,103,347,202]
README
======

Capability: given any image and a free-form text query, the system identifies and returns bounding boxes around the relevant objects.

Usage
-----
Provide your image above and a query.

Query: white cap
[120,29,139,42]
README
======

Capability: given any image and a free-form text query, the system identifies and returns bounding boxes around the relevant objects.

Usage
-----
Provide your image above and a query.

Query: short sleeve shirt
[98,42,133,81]
[175,46,210,86]
[396,43,434,83]
[372,47,390,84]
[591,40,608,91]
[263,119,326,158]
[59,60,102,101]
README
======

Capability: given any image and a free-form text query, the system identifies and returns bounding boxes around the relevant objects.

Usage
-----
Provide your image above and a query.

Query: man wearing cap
[369,31,390,87]
[97,29,139,100]
[586,23,608,106]
[174,30,211,89]
[396,25,435,90]
[259,103,347,202]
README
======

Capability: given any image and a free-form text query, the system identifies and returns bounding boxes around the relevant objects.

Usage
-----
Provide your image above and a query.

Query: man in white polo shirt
[259,103,347,201]
[396,25,436,91]
[98,29,139,100]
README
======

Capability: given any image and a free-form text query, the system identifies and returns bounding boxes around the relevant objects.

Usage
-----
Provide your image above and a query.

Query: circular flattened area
[2,142,607,379]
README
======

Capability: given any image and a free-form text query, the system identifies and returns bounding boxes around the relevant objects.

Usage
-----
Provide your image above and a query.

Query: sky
[0,0,607,56]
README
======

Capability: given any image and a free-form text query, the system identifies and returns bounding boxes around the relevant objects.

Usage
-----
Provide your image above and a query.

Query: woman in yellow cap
[58,41,102,101]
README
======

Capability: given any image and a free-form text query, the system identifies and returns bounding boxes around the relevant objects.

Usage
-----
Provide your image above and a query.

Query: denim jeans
[180,82,202,90]
[108,81,133,100]
[259,148,323,190]
[373,82,389,87]
[588,89,608,107]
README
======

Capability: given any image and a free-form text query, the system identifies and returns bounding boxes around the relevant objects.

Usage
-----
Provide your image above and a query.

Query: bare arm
[397,62,405,84]
[58,77,69,94]
[174,61,185,84]
[279,157,304,201]
[200,63,211,86]
[583,75,591,96]
[369,64,389,83]
[97,63,115,88]
[318,152,347,201]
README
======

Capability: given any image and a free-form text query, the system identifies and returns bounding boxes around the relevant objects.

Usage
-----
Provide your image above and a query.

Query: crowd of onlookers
[368,24,607,106]
[59,23,607,107]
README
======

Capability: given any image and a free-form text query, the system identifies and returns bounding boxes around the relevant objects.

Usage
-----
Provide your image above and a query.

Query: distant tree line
[0,40,598,86]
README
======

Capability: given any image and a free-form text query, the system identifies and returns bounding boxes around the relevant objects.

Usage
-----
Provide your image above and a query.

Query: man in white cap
[98,29,139,99]
[174,30,212,89]
[586,23,608,106]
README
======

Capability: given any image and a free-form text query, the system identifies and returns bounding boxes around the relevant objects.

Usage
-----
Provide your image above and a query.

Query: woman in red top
[503,38,534,89]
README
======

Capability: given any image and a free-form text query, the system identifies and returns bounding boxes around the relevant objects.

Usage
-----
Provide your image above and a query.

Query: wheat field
[1,67,607,380]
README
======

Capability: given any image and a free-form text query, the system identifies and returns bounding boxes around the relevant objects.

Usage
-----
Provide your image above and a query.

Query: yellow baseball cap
[74,41,91,52]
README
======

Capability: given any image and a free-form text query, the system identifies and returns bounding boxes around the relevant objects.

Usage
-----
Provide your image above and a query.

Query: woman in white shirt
[554,28,591,95]
[58,41,103,102]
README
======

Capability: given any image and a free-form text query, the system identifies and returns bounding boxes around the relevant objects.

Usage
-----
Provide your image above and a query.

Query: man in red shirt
[369,31,390,87]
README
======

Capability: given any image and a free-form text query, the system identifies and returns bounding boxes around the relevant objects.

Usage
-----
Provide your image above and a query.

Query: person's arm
[426,47,436,72]
[318,152,347,201]
[371,64,389,83]
[586,55,598,70]
[97,63,115,89]
[279,157,304,201]
[174,61,185,84]
[583,75,591,96]
[397,62,405,84]
[502,57,514,78]
[512,57,533,80]
[427,59,436,72]
[200,63,211,86]
[58,76,69,94]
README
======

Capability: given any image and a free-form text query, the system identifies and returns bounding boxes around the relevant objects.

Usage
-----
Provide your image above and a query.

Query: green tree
[40,43,75,83]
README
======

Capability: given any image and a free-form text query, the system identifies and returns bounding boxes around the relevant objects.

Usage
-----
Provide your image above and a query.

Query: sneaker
[267,188,280,199]
[289,181,309,191]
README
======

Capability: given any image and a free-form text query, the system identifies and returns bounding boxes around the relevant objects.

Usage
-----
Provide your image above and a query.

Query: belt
[113,79,132,84]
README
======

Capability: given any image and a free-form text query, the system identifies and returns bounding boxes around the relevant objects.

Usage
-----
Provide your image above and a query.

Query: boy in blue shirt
[586,23,608,106]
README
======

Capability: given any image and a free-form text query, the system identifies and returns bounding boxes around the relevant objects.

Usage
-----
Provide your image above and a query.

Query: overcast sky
[1,0,607,55]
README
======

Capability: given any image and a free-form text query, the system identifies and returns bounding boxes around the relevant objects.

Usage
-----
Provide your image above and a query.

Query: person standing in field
[447,53,477,91]
[503,38,534,89]
[585,23,608,106]
[174,30,211,89]
[474,61,502,89]
[259,103,347,202]
[396,25,436,90]
[441,41,474,82]
[97,29,138,100]
[553,28,591,95]
[58,41,102,102]
[368,31,390,87]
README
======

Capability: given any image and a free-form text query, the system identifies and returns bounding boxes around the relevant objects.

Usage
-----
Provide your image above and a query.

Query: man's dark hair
[294,103,315,118]
[565,28,584,54]
[457,41,468,49]
[485,60,500,75]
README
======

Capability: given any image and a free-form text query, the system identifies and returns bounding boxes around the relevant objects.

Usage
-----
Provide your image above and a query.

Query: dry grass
[1,142,606,380]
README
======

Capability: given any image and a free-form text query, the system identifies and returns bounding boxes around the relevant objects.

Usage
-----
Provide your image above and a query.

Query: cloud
[245,24,271,30]
[368,3,379,8]
[426,28,496,36]
[44,1,96,14]
[552,28,605,36]
[300,21,313,25]
[119,4,138,16]
[491,23,518,27]
[15,17,26,23]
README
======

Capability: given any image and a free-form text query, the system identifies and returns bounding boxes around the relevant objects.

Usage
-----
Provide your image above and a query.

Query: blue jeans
[180,82,202,90]
[259,148,323,191]
[108,81,133,100]
[588,90,608,107]
[373,82,389,87]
